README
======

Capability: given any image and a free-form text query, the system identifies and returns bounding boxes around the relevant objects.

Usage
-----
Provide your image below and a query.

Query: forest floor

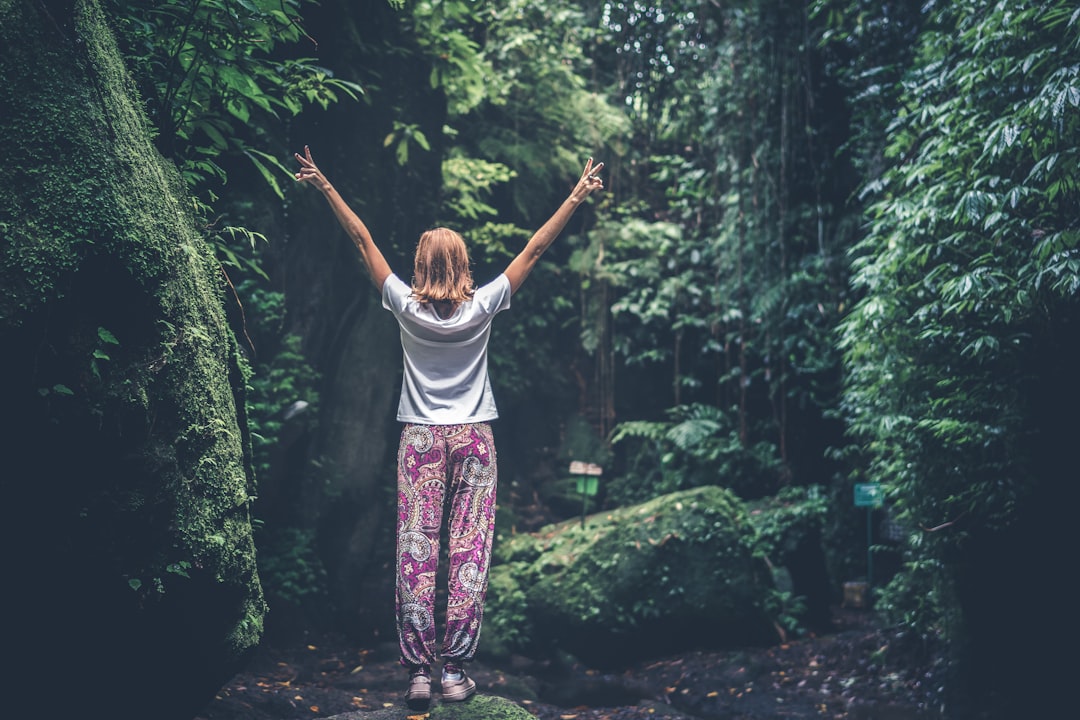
[195,606,944,720]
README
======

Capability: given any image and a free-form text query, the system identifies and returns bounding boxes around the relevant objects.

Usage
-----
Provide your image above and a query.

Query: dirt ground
[194,607,943,720]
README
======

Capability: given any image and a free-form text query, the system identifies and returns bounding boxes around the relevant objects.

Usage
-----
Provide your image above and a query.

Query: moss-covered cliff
[0,1,266,717]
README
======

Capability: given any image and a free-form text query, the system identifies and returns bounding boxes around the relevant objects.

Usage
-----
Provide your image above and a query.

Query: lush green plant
[836,0,1080,688]
[482,565,534,660]
[402,0,628,427]
[608,403,783,504]
[107,0,364,196]
[747,485,831,637]
[749,485,830,559]
[569,0,864,512]
[255,525,328,605]
[237,281,320,483]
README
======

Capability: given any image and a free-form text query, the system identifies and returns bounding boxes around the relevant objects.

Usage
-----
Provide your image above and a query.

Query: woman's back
[383,273,512,425]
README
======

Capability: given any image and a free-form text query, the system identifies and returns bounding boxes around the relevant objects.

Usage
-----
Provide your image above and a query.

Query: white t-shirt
[381,273,512,424]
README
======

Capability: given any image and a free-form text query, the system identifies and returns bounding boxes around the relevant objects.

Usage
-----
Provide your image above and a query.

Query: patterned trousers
[395,422,498,669]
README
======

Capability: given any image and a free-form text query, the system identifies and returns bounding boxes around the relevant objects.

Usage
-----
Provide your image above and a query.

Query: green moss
[0,0,266,668]
[321,695,536,720]
[487,487,775,663]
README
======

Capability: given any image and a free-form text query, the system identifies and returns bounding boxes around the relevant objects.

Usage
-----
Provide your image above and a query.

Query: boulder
[1,2,264,718]
[485,486,776,667]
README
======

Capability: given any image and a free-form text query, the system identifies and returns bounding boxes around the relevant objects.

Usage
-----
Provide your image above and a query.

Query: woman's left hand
[570,157,604,203]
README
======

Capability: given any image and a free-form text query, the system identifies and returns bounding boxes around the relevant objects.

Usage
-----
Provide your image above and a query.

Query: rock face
[484,486,777,667]
[0,2,264,718]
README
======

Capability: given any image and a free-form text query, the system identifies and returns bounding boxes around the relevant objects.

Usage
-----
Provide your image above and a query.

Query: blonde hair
[410,227,475,305]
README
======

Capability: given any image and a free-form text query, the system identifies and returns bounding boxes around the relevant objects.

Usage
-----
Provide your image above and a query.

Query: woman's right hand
[294,145,331,192]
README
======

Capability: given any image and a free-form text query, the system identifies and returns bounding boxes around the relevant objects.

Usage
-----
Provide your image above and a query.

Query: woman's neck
[432,300,457,319]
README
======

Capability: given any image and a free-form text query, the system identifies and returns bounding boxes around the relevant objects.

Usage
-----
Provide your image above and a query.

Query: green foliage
[416,0,627,219]
[557,413,612,468]
[578,0,861,506]
[748,485,831,560]
[384,120,432,166]
[203,212,271,281]
[609,403,783,504]
[482,564,534,661]
[745,486,832,636]
[108,0,364,195]
[238,281,321,483]
[763,587,808,639]
[255,525,328,605]
[407,0,491,117]
[838,0,1079,637]
[441,155,517,221]
[604,214,693,369]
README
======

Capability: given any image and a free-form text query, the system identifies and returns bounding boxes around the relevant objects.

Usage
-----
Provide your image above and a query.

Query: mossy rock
[321,694,534,720]
[487,486,775,666]
[1,2,264,718]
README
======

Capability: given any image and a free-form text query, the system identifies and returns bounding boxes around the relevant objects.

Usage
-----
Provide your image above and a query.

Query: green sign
[570,461,603,527]
[854,482,883,508]
[575,476,599,497]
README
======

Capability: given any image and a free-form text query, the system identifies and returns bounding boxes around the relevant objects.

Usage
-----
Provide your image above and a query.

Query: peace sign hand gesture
[294,145,331,193]
[569,157,604,204]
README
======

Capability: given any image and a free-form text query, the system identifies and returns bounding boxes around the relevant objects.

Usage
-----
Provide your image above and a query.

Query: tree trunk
[0,2,265,717]
[251,0,447,640]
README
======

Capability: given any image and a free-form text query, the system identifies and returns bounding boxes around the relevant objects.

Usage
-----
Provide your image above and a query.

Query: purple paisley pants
[395,422,498,669]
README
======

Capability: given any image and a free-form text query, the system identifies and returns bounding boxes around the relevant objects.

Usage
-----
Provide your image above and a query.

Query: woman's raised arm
[503,157,604,294]
[294,145,393,291]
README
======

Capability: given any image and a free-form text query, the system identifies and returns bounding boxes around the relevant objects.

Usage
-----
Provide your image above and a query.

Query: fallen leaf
[706,691,719,698]
[309,706,319,713]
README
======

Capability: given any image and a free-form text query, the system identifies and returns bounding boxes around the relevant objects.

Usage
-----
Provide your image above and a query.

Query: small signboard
[854,482,883,508]
[570,461,603,527]
[569,461,603,476]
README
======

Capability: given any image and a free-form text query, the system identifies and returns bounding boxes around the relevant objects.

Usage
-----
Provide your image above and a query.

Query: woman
[294,146,604,708]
